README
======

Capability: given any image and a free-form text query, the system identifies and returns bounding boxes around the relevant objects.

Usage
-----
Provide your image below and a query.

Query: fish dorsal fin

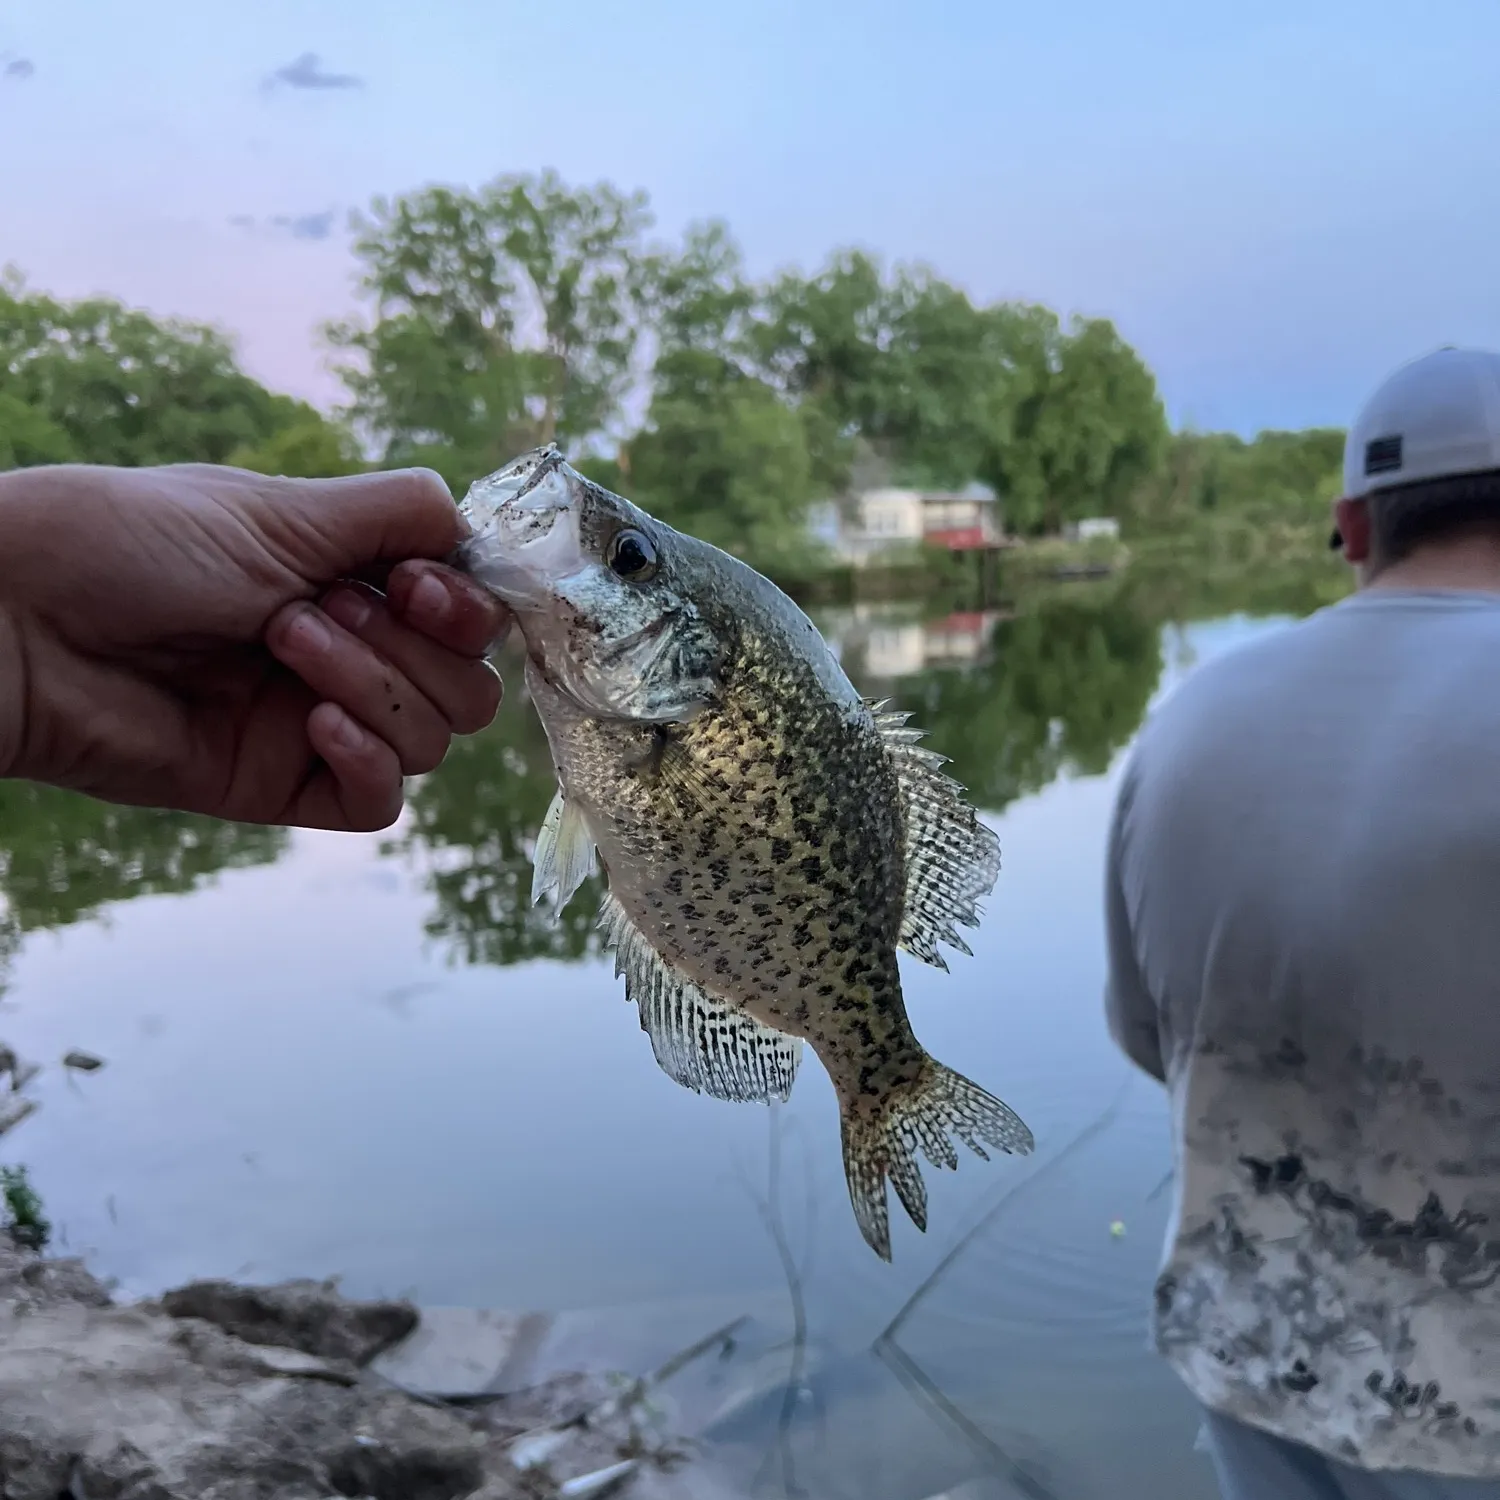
[531,785,597,916]
[597,892,802,1105]
[865,698,1002,971]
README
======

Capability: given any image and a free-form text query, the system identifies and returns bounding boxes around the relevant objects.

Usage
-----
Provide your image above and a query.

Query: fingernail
[324,588,372,632]
[412,571,451,623]
[332,710,367,752]
[287,607,332,654]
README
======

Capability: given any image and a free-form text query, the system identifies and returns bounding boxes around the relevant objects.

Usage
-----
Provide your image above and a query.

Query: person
[0,462,513,825]
[1104,345,1500,1500]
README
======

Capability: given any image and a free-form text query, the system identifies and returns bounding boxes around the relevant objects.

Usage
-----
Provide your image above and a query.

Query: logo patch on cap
[1365,434,1403,476]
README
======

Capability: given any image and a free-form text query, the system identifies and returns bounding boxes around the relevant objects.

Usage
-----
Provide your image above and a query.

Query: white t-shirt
[1105,589,1500,1477]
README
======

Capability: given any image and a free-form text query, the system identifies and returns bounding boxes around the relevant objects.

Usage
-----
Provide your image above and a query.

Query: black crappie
[453,448,1033,1259]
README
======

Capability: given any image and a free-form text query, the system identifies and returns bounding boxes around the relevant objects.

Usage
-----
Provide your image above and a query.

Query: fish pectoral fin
[597,893,802,1105]
[531,785,598,917]
[865,698,1002,971]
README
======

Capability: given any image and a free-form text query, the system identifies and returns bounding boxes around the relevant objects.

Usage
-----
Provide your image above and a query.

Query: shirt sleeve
[1103,764,1167,1084]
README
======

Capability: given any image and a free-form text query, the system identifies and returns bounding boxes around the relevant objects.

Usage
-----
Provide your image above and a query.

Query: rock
[0,1240,747,1500]
[0,1097,37,1139]
[0,1238,112,1312]
[158,1276,419,1366]
[60,1050,103,1073]
[257,1382,491,1500]
[370,1304,554,1399]
[0,1299,493,1500]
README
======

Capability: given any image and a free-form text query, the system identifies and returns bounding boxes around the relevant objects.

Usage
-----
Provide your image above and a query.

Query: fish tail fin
[838,1057,1034,1262]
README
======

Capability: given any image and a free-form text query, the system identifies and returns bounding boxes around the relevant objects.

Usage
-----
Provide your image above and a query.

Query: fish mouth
[450,459,586,608]
[453,447,576,569]
[458,446,568,530]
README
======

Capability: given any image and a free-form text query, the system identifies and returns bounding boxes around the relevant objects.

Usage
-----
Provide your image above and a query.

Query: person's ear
[1332,496,1370,564]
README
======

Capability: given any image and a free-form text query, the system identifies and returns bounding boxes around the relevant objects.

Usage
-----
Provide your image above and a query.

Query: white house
[1064,516,1121,542]
[811,481,1003,568]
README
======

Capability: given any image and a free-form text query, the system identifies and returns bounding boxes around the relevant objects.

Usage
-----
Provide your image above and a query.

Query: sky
[2,0,1497,438]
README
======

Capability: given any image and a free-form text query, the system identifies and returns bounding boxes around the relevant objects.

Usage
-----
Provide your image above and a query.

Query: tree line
[0,171,1346,574]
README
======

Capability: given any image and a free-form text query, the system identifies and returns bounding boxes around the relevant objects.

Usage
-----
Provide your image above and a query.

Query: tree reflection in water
[391,585,1171,972]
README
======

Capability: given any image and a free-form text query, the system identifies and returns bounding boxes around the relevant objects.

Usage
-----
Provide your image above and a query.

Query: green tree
[637,219,757,367]
[0,391,76,468]
[753,251,1002,492]
[621,221,825,575]
[754,249,885,489]
[328,171,654,486]
[977,307,1168,535]
[227,412,364,478]
[1121,426,1348,578]
[763,257,1007,488]
[628,364,823,578]
[751,254,1166,533]
[0,271,315,470]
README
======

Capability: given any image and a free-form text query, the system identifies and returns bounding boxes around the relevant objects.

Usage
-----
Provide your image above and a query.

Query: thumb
[249,468,472,580]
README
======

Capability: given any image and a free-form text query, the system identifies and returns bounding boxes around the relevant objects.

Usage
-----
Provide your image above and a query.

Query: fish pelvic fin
[597,892,803,1105]
[865,698,1002,971]
[531,785,597,917]
[838,1056,1033,1262]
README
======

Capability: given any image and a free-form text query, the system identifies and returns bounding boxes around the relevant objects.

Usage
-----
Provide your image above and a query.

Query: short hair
[1365,466,1500,568]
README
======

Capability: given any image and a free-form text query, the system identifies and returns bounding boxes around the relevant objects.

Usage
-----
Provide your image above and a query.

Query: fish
[452,447,1034,1260]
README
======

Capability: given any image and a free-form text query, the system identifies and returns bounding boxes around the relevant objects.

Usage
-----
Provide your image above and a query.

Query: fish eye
[605,527,659,583]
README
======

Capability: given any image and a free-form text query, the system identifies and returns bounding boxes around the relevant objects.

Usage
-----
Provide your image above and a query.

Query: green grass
[1,1164,51,1251]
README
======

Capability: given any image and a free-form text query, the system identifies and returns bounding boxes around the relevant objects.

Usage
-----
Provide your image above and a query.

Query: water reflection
[0,572,1341,982]
[383,586,1167,972]
[0,783,288,936]
[385,686,609,967]
[871,593,1162,809]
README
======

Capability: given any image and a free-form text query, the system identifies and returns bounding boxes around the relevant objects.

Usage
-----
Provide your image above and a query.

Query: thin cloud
[262,52,363,92]
[272,210,337,241]
[229,210,341,242]
[1,56,34,81]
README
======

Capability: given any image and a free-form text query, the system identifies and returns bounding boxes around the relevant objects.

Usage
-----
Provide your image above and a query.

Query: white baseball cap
[1343,346,1500,499]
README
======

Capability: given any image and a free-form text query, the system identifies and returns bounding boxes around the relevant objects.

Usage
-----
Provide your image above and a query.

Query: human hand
[0,463,512,831]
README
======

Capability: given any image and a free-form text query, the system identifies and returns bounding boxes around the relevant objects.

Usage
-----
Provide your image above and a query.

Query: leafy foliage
[0,271,345,473]
[1,1166,50,1252]
[326,172,653,486]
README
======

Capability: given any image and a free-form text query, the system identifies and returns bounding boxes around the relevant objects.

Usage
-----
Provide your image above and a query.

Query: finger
[300,702,406,832]
[250,468,470,579]
[264,602,453,776]
[321,582,503,735]
[385,560,514,658]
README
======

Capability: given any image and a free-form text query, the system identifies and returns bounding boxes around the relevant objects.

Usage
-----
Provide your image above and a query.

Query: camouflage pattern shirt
[1105,591,1500,1477]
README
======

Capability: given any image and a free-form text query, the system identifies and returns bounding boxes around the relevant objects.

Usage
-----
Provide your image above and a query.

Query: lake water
[0,581,1330,1500]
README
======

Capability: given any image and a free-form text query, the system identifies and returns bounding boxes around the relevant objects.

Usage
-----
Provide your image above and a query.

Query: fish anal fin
[865,699,1001,968]
[597,893,802,1106]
